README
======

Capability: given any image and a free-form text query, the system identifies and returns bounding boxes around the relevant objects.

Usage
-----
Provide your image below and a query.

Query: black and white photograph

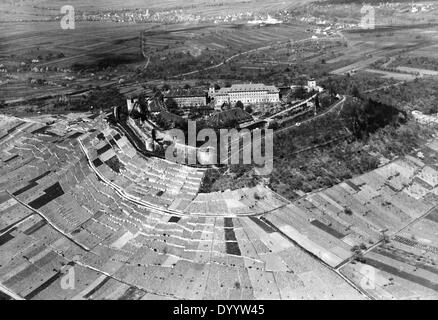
[1,0,438,307]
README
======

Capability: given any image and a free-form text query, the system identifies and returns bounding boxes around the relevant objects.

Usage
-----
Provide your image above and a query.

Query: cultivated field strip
[0,113,362,299]
[262,140,438,298]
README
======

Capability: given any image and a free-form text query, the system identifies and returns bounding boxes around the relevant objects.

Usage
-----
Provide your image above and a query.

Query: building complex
[211,83,280,107]
[164,89,207,108]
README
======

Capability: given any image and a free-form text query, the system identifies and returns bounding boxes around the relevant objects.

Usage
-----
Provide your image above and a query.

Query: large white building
[211,83,280,107]
[290,79,324,93]
[164,89,207,108]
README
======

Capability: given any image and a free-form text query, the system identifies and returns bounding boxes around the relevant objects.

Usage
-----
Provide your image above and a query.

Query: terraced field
[2,110,438,300]
[0,113,362,300]
[262,139,438,299]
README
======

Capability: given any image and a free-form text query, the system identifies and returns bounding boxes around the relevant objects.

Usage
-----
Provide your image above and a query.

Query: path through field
[170,35,345,79]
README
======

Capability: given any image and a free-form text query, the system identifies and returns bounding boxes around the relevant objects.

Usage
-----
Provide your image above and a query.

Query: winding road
[169,35,345,79]
[220,95,346,165]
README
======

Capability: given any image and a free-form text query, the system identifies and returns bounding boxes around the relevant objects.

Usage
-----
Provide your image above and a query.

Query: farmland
[142,24,310,58]
[174,21,438,87]
[141,23,312,80]
[306,0,438,27]
[2,0,438,301]
[207,90,437,201]
[1,104,438,299]
[2,0,438,105]
[262,136,438,299]
[1,0,312,22]
[0,18,312,102]
[0,113,364,300]
[337,141,438,299]
[330,24,438,79]
[0,20,154,102]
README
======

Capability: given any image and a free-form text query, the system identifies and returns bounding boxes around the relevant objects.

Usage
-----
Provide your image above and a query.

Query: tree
[427,104,438,115]
[295,86,307,99]
[136,93,150,120]
[155,115,173,130]
[323,77,338,96]
[269,120,279,130]
[315,95,320,109]
[245,105,253,114]
[341,97,403,139]
[349,85,361,99]
[153,90,164,101]
[235,100,244,110]
[380,231,390,244]
[165,97,178,111]
[77,86,125,112]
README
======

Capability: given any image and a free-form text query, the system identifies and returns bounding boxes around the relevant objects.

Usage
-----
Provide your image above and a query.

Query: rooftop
[217,83,279,94]
[165,88,206,98]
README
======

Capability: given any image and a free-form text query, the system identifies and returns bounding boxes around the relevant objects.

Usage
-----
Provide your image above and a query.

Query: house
[305,79,324,93]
